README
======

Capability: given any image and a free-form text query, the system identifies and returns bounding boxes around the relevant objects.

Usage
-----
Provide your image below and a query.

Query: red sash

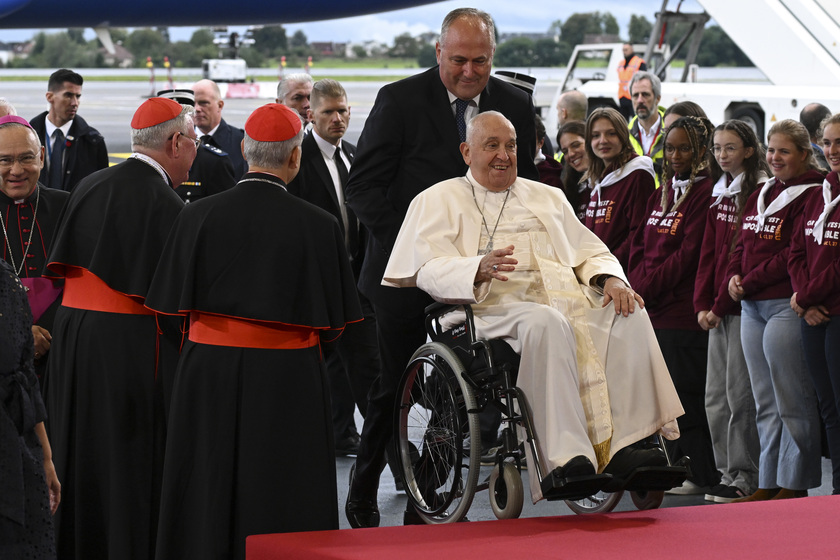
[188,312,319,349]
[62,267,153,315]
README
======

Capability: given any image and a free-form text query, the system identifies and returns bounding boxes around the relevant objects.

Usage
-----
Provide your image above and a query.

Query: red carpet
[247,495,839,559]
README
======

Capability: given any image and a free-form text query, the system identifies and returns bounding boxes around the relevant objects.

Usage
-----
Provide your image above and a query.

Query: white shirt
[638,115,662,155]
[446,91,480,126]
[44,118,73,166]
[312,129,351,247]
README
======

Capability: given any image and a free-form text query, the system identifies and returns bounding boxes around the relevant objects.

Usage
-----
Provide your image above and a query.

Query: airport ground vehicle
[547,0,840,142]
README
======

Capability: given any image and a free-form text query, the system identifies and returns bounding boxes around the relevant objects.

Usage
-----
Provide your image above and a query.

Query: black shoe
[540,455,610,501]
[336,433,361,456]
[602,445,673,492]
[345,463,380,528]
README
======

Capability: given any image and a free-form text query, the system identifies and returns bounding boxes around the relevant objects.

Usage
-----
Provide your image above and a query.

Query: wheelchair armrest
[424,302,477,348]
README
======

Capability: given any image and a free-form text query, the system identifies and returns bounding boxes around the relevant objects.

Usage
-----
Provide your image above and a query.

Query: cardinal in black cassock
[43,97,192,560]
[146,103,362,560]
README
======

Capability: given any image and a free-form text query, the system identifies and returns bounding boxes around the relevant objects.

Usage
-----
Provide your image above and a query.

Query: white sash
[591,156,654,204]
[755,177,821,230]
[812,179,840,244]
[710,172,743,208]
[671,177,691,200]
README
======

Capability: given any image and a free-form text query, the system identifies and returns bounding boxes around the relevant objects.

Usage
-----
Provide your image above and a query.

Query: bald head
[192,79,224,134]
[557,90,587,125]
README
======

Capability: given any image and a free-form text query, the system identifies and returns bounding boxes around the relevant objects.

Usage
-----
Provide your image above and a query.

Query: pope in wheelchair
[383,111,686,506]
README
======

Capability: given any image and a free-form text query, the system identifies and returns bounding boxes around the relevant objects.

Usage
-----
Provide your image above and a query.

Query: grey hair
[130,106,194,150]
[277,73,314,101]
[465,110,512,145]
[243,122,305,168]
[0,98,17,116]
[440,8,496,50]
[629,71,661,99]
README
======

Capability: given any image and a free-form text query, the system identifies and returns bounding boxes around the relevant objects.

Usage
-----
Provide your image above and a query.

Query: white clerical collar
[312,129,343,159]
[129,152,172,185]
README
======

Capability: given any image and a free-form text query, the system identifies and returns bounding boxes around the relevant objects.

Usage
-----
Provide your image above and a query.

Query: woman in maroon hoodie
[557,120,590,222]
[694,120,769,503]
[726,119,824,502]
[583,107,656,271]
[629,115,719,493]
[789,112,840,496]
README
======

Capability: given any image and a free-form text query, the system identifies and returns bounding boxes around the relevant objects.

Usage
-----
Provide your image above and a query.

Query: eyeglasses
[712,145,742,155]
[0,154,39,169]
[664,145,693,154]
[168,132,200,149]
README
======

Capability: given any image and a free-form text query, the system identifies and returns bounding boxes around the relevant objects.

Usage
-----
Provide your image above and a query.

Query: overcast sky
[2,0,706,44]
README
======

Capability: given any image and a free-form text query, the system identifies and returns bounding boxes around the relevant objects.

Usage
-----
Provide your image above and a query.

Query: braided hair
[660,115,715,213]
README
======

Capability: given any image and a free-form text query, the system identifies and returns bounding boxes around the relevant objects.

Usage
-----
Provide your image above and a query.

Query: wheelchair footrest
[541,473,612,502]
[609,465,689,493]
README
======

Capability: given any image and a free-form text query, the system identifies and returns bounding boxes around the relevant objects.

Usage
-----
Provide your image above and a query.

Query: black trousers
[655,328,720,487]
[324,292,380,439]
[352,303,427,497]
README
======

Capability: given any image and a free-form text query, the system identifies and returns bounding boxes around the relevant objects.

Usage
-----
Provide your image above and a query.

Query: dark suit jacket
[30,112,109,192]
[345,66,538,312]
[288,132,364,275]
[206,118,246,180]
[176,143,237,204]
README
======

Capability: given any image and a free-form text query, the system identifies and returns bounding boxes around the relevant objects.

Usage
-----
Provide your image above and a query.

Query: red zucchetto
[244,103,302,142]
[131,97,182,129]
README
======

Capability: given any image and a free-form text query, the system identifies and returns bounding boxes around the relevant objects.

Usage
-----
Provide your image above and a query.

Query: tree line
[2,12,751,70]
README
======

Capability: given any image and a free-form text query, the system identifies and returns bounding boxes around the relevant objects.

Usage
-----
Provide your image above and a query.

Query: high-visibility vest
[618,55,644,99]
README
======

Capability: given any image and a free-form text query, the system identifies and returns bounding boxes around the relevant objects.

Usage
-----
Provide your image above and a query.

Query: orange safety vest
[617,55,644,99]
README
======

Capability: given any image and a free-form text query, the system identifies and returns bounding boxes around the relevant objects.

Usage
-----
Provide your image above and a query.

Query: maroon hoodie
[789,171,840,314]
[725,169,824,302]
[629,171,713,330]
[585,157,655,271]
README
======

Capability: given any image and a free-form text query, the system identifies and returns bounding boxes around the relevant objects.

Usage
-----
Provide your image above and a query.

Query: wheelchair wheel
[489,462,524,520]
[565,490,623,514]
[630,489,664,510]
[395,342,481,524]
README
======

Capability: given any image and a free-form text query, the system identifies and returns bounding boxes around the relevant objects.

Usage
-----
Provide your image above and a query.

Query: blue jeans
[740,299,821,490]
[801,317,840,493]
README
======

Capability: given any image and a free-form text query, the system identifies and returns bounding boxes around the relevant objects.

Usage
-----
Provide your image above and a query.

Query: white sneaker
[665,480,707,495]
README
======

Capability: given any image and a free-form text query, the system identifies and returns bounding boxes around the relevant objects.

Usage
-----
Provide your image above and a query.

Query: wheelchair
[394,302,691,524]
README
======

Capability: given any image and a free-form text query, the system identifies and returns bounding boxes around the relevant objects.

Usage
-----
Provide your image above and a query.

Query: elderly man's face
[461,114,517,192]
[436,18,494,101]
[281,81,313,123]
[0,125,44,200]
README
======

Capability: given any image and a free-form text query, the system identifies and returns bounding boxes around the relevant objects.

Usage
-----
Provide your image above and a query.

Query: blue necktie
[454,98,469,143]
[50,129,65,189]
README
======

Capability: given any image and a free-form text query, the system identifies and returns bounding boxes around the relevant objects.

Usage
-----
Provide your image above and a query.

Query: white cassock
[383,170,684,503]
